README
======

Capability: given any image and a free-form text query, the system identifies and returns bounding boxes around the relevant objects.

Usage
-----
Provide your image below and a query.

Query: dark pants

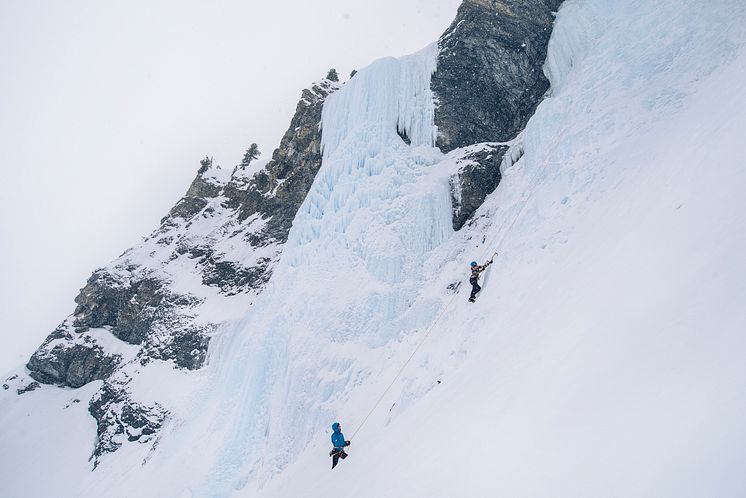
[331,448,348,469]
[469,277,481,300]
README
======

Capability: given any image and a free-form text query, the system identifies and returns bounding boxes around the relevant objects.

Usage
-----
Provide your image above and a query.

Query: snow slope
[3,0,746,496]
[245,0,746,496]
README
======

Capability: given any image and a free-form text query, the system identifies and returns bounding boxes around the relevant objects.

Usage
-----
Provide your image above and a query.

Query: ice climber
[329,422,351,469]
[468,258,493,302]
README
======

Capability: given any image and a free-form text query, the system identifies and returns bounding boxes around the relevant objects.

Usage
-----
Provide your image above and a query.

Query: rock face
[432,0,562,151]
[74,273,167,345]
[72,269,209,370]
[27,326,121,388]
[432,0,563,228]
[24,75,340,464]
[222,79,337,244]
[449,144,509,230]
[88,382,168,468]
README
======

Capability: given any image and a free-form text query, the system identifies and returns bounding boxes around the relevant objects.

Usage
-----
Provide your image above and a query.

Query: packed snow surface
[243,0,746,496]
[2,0,746,496]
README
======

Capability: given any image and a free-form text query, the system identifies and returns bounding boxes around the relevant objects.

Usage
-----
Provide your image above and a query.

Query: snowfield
[250,2,746,497]
[2,0,746,496]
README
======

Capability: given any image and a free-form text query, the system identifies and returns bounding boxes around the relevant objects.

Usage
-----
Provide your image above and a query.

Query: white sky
[0,0,461,373]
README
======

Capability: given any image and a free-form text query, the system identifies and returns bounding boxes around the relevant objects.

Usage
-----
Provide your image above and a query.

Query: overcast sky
[0,0,461,373]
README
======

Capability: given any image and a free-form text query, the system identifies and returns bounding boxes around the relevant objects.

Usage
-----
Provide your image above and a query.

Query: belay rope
[348,274,468,440]
[348,155,551,441]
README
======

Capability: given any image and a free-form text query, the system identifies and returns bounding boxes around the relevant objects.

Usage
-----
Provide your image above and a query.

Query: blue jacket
[331,422,346,449]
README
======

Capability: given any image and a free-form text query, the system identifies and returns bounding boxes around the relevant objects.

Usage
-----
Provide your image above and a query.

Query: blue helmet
[470,261,477,267]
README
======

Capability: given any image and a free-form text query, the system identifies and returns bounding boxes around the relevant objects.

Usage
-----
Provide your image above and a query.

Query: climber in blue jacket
[329,422,351,469]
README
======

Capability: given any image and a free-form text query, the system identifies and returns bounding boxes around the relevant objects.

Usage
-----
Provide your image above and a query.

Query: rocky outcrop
[27,322,122,387]
[16,381,40,395]
[432,0,562,151]
[70,268,209,370]
[28,74,340,386]
[222,78,338,244]
[89,382,168,467]
[73,272,167,345]
[24,74,341,465]
[449,144,509,230]
[164,169,223,223]
[433,0,563,228]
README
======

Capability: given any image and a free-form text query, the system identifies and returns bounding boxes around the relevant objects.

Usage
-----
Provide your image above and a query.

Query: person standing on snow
[468,258,493,302]
[329,422,351,469]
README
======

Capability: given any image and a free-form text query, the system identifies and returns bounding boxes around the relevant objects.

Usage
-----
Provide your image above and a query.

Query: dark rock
[26,325,121,388]
[433,0,563,228]
[200,256,273,296]
[432,0,563,152]
[28,263,210,389]
[73,272,166,345]
[141,324,212,370]
[166,196,208,222]
[16,382,40,395]
[63,398,81,409]
[165,329,209,370]
[326,68,339,82]
[89,383,168,468]
[223,78,339,246]
[397,125,411,145]
[163,161,224,223]
[449,144,509,230]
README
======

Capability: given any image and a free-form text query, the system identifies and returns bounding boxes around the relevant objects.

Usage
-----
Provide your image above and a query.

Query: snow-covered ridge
[3,71,341,484]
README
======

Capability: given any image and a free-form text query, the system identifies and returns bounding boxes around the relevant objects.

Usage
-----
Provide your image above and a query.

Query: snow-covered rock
[433,0,562,229]
[20,75,341,463]
[432,0,562,152]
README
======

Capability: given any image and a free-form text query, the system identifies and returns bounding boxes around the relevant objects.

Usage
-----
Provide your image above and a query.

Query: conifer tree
[240,143,260,169]
[198,156,212,174]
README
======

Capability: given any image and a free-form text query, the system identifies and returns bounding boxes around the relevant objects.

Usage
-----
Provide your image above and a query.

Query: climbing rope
[348,281,464,440]
[349,150,554,441]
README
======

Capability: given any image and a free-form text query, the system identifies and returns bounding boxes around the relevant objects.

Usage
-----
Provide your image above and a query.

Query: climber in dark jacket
[329,422,351,469]
[468,258,493,302]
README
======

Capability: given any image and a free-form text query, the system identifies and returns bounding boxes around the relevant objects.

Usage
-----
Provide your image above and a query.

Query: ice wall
[142,43,453,497]
[288,43,443,283]
[319,44,438,159]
